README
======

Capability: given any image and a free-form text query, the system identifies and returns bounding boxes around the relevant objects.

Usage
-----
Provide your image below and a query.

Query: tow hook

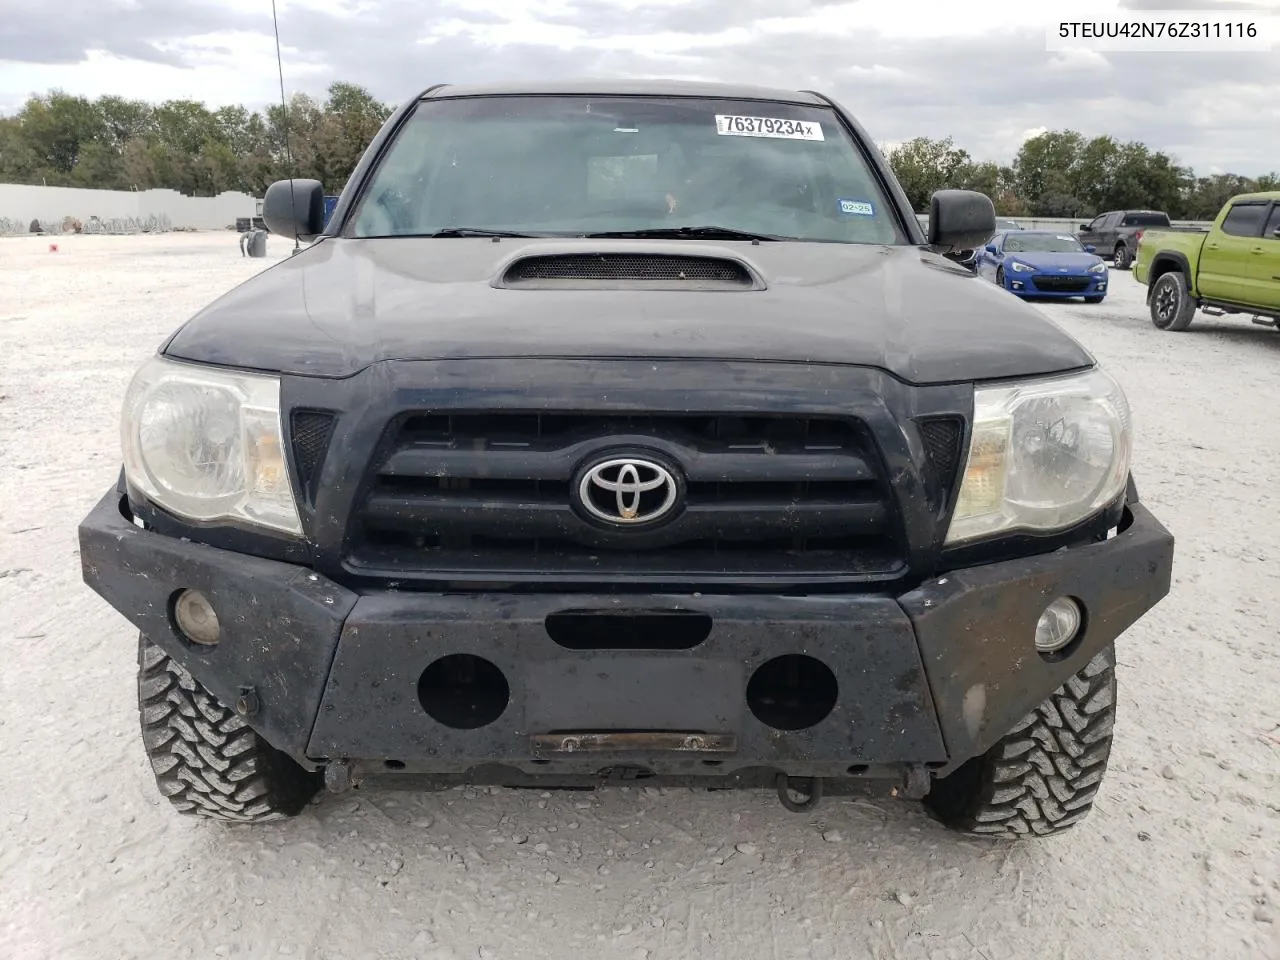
[775,774,823,812]
[894,764,932,800]
[324,759,362,794]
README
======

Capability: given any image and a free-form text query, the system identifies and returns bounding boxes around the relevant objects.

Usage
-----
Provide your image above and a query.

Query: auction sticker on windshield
[715,115,825,141]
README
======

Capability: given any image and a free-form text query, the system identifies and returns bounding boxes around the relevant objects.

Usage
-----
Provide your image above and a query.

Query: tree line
[885,133,1278,221]
[1,83,1274,221]
[0,83,391,198]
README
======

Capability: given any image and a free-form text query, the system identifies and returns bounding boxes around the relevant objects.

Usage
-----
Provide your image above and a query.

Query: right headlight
[944,367,1132,546]
[120,355,302,536]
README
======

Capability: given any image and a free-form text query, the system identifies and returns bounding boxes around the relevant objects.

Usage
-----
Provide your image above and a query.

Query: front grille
[1033,275,1092,293]
[344,413,904,585]
[504,254,752,284]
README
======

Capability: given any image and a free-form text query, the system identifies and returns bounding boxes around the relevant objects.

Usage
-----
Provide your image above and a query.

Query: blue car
[975,230,1109,303]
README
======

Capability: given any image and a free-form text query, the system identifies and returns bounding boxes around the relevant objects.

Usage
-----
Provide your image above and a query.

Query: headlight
[944,367,1131,546]
[1089,262,1107,274]
[121,355,302,536]
[1009,260,1034,273]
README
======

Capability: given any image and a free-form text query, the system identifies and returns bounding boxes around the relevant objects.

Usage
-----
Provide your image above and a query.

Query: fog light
[1035,597,1082,653]
[174,589,221,645]
[1011,281,1024,290]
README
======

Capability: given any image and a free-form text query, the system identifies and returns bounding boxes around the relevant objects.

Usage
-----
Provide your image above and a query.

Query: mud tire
[924,645,1117,839]
[137,634,321,822]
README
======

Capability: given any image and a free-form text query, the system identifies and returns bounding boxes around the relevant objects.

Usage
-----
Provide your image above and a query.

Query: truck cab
[1134,191,1280,331]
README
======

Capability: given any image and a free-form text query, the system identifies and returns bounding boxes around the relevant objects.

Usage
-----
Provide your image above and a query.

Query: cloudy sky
[1,0,1277,176]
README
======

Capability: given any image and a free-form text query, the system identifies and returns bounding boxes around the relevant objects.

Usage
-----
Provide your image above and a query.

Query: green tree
[17,90,108,178]
[1013,130,1086,215]
[886,136,972,212]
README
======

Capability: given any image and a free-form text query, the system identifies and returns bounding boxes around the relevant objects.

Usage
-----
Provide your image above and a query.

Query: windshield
[1003,233,1085,253]
[348,95,904,244]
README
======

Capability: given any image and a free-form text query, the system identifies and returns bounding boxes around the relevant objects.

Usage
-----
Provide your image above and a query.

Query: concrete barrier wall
[0,183,262,230]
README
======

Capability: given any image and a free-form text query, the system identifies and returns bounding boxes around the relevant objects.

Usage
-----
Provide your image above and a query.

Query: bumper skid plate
[79,488,1174,784]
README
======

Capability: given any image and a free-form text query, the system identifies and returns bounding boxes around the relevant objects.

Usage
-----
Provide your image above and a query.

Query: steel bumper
[79,489,1174,781]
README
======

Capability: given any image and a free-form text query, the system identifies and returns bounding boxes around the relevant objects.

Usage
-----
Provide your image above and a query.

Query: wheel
[1112,244,1131,270]
[1149,271,1196,331]
[138,634,322,822]
[995,266,1006,288]
[923,645,1117,839]
[1083,296,1104,304]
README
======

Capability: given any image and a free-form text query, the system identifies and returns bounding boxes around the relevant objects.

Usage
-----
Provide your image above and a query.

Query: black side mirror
[1078,224,1090,232]
[263,178,326,242]
[927,190,996,254]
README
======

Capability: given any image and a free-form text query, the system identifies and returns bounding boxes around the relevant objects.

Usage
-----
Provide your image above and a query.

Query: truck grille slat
[345,413,905,584]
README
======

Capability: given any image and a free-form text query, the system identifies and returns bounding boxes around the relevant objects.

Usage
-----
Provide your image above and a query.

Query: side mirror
[1078,224,1090,232]
[1084,244,1097,253]
[927,189,996,253]
[985,244,998,254]
[263,178,326,241]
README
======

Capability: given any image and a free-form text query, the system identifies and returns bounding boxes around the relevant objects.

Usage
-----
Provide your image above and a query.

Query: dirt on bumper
[79,489,1174,781]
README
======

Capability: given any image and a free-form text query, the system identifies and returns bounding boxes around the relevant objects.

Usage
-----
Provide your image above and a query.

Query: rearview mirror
[1084,244,1097,253]
[263,178,326,242]
[927,190,996,254]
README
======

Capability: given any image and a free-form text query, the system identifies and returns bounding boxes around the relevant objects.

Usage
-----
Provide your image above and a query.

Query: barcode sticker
[715,115,824,141]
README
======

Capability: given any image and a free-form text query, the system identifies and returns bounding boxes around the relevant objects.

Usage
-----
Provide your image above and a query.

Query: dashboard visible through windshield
[347,95,905,245]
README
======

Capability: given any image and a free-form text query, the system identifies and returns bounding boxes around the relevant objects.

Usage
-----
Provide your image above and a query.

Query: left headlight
[1089,262,1107,274]
[1009,260,1034,273]
[944,367,1131,546]
[121,355,302,536]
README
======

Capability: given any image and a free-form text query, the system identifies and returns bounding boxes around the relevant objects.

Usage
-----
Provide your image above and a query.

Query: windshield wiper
[581,225,790,242]
[426,227,546,238]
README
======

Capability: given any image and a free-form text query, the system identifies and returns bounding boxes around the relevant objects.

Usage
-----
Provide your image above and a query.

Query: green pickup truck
[1133,190,1280,331]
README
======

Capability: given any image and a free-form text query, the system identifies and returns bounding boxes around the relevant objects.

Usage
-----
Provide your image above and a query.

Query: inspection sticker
[715,114,825,141]
[838,199,875,216]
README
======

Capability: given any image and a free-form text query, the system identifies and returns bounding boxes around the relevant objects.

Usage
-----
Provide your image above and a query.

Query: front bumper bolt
[235,686,260,717]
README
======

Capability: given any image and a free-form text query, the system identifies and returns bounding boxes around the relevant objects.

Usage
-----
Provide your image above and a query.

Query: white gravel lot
[1,232,1277,960]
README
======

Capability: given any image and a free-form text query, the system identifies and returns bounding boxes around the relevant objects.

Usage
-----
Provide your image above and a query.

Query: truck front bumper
[79,489,1174,789]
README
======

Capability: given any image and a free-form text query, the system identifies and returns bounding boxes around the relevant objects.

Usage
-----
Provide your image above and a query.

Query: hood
[162,237,1095,385]
[1005,251,1103,271]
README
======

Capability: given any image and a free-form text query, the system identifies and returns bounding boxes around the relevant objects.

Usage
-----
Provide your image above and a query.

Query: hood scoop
[498,252,759,290]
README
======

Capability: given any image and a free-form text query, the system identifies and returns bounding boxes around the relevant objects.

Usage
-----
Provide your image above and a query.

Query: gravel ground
[1,232,1277,960]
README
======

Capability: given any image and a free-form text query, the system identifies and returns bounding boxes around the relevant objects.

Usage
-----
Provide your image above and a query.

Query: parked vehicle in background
[946,219,1022,273]
[1075,210,1201,271]
[976,230,1108,302]
[1133,190,1280,332]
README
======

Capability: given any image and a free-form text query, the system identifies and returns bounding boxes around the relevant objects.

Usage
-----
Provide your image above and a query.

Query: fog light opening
[1035,596,1085,658]
[172,589,221,646]
[746,655,838,731]
[418,654,510,729]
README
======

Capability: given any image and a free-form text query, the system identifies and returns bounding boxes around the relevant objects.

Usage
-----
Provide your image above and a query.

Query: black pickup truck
[78,79,1173,839]
[1075,209,1202,270]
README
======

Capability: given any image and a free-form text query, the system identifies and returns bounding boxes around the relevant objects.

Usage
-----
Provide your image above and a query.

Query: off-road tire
[1112,244,1131,269]
[923,645,1117,839]
[1149,271,1196,331]
[138,634,322,822]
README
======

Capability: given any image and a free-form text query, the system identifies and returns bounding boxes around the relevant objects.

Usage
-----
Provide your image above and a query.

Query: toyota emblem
[576,457,679,525]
